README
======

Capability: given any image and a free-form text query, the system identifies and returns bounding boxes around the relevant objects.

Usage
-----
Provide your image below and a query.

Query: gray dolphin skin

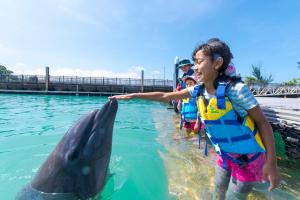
[16,99,118,200]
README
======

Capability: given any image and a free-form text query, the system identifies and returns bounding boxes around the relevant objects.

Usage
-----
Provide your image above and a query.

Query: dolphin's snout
[109,99,118,110]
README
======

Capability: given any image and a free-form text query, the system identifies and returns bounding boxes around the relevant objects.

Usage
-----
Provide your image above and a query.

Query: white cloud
[150,70,162,78]
[135,0,223,24]
[10,62,44,75]
[49,68,141,78]
[55,2,98,25]
[10,62,146,78]
[133,66,145,72]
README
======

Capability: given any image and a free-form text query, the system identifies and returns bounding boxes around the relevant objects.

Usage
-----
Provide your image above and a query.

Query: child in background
[176,58,194,91]
[174,59,195,113]
[178,76,199,137]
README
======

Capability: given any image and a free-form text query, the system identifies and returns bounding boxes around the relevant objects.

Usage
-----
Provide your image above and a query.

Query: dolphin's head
[30,99,118,198]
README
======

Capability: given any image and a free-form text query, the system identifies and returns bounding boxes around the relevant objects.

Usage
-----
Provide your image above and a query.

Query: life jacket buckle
[215,144,221,154]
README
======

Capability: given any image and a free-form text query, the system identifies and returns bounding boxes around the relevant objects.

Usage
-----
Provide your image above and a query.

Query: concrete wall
[0,82,172,93]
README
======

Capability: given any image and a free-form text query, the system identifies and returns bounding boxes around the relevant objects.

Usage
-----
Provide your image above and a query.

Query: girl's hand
[262,161,280,191]
[108,93,136,100]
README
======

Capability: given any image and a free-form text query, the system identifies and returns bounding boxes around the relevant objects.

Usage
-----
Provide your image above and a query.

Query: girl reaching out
[109,38,280,200]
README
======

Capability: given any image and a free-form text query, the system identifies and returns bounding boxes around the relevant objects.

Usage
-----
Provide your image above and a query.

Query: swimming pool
[0,94,299,199]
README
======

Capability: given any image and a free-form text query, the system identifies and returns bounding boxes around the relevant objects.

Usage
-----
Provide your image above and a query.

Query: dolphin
[16,99,118,200]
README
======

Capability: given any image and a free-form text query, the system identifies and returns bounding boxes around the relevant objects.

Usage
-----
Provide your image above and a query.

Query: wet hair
[192,38,240,85]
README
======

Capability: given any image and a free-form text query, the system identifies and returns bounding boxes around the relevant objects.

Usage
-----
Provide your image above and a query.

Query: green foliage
[0,65,13,75]
[274,131,288,159]
[244,76,256,85]
[283,78,300,86]
[245,65,273,86]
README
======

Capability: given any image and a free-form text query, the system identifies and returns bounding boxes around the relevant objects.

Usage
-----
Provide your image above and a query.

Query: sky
[0,0,299,82]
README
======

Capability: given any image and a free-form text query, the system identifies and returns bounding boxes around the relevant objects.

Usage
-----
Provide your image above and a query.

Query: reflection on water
[153,108,300,200]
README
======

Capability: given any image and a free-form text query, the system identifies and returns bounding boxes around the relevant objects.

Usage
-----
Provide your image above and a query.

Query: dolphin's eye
[67,150,79,162]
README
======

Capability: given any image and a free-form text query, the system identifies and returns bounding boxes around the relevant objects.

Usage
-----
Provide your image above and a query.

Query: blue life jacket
[181,97,198,122]
[194,83,266,168]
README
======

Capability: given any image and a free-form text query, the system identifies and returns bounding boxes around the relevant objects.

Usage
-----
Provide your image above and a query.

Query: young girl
[178,76,199,136]
[109,38,280,199]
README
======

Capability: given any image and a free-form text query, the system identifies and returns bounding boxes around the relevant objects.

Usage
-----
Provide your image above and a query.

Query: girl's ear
[214,57,224,70]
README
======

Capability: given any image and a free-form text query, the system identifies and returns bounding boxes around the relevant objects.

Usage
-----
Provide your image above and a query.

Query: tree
[245,65,273,86]
[0,65,13,75]
[283,78,300,86]
[244,76,256,86]
[284,61,300,85]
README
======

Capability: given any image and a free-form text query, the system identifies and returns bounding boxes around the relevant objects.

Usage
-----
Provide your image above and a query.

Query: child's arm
[109,88,191,102]
[248,105,280,191]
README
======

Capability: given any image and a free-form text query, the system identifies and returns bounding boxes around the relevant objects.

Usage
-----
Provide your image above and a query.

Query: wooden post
[141,70,144,92]
[45,66,49,91]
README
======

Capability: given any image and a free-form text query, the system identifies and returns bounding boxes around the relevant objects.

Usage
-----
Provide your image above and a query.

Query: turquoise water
[0,94,299,200]
[0,94,171,200]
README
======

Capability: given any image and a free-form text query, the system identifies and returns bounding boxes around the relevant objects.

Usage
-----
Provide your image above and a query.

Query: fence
[249,85,300,97]
[0,74,173,87]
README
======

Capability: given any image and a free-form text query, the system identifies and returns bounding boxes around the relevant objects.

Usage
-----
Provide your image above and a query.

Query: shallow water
[0,94,299,200]
[154,108,300,200]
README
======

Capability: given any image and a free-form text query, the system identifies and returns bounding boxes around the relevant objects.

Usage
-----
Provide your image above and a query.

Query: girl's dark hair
[192,38,239,85]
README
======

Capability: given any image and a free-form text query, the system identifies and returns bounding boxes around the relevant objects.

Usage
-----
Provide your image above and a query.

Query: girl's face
[193,50,221,84]
[185,79,196,87]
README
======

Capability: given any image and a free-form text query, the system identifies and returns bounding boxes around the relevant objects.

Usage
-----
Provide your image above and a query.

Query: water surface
[0,94,299,200]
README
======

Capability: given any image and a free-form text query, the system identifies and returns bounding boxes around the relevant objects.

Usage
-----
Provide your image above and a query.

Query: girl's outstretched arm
[248,105,280,191]
[109,88,191,102]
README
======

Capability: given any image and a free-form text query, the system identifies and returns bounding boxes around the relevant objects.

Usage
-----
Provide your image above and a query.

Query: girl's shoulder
[227,82,249,95]
[226,82,258,111]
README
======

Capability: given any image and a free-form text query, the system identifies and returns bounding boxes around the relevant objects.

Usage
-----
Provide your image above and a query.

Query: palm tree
[0,65,13,81]
[283,78,300,86]
[244,76,256,86]
[0,65,13,75]
[245,65,273,86]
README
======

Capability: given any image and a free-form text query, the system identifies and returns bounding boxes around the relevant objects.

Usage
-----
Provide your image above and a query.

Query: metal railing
[2,74,299,94]
[249,85,300,96]
[0,74,173,87]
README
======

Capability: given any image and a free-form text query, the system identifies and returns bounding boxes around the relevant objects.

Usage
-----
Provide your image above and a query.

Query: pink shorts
[184,121,196,130]
[217,153,266,182]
